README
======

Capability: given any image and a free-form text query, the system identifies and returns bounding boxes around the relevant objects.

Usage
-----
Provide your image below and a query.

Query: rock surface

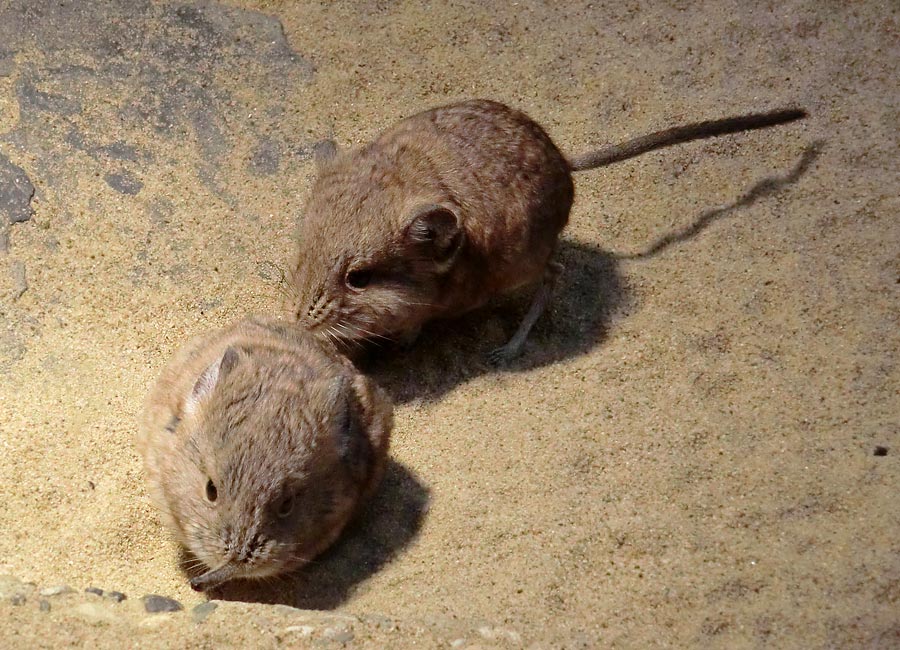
[142,595,183,614]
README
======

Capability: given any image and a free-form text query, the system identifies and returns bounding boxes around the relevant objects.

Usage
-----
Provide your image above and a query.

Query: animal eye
[205,479,218,503]
[276,494,295,518]
[345,268,373,290]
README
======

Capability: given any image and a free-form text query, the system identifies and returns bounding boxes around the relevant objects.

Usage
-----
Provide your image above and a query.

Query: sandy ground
[0,0,897,647]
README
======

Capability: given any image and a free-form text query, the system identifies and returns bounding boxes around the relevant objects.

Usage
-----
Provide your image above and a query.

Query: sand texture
[0,0,897,647]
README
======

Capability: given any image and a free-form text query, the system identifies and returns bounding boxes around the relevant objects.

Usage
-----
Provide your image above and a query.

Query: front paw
[487,343,521,365]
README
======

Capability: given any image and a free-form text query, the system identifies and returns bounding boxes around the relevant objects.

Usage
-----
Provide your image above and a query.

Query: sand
[0,0,897,647]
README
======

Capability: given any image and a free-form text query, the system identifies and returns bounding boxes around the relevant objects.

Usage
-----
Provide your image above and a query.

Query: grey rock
[66,128,141,163]
[85,587,104,597]
[98,141,140,162]
[142,594,183,613]
[16,76,82,116]
[0,0,314,206]
[0,151,35,225]
[249,137,281,176]
[10,593,25,606]
[104,590,127,602]
[0,50,13,77]
[104,171,143,195]
[39,599,50,612]
[173,4,222,46]
[192,600,218,623]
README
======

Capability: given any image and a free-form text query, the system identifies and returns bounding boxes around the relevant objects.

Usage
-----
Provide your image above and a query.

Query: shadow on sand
[617,140,823,260]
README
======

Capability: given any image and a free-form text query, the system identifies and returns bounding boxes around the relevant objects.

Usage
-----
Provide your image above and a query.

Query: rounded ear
[404,204,464,268]
[350,374,392,461]
[185,346,241,416]
[330,373,392,495]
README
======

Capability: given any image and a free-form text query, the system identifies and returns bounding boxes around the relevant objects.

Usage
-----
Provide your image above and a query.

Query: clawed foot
[487,260,561,366]
[488,343,522,365]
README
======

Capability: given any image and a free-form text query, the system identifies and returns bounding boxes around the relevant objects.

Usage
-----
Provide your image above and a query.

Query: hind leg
[489,260,563,364]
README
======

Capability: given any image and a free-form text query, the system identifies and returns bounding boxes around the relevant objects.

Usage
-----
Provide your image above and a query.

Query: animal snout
[303,292,331,325]
[189,562,239,591]
[220,525,257,563]
[238,533,263,563]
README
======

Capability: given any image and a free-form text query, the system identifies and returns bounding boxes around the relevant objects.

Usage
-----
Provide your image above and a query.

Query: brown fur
[288,99,805,361]
[136,317,392,590]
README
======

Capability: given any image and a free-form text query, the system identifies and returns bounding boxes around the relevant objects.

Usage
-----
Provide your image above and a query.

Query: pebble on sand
[192,601,218,623]
[142,595,184,613]
[105,591,127,603]
[39,585,74,597]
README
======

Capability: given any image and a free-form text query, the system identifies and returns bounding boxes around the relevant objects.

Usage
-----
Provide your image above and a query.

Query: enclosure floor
[0,0,897,647]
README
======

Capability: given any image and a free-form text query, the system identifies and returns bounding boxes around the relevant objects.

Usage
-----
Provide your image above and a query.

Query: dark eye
[345,268,373,289]
[205,479,218,503]
[276,494,295,518]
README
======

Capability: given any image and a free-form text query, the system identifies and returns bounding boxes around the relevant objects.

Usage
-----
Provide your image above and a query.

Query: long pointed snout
[189,562,240,592]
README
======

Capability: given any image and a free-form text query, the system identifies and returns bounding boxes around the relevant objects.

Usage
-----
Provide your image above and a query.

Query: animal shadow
[182,459,429,609]
[365,240,631,404]
[366,141,822,404]
[617,140,823,260]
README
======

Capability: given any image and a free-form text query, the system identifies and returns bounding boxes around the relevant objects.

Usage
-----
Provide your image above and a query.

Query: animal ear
[312,139,338,167]
[326,376,370,484]
[404,204,464,268]
[348,374,392,496]
[328,374,392,489]
[185,347,241,416]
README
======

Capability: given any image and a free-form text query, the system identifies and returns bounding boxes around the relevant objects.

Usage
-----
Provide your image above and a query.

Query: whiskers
[262,262,298,305]
[323,322,393,353]
[338,321,391,344]
[179,556,210,575]
[395,299,437,308]
[321,324,351,351]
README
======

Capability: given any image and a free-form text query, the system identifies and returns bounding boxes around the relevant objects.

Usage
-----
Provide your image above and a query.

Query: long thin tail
[568,107,807,172]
